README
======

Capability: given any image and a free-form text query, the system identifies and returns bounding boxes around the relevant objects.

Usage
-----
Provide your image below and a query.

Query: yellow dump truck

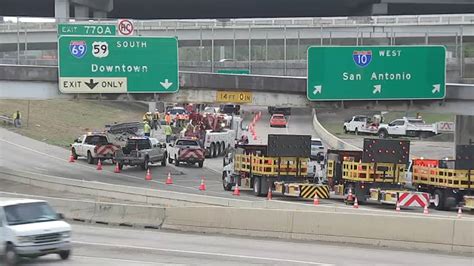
[222,135,329,199]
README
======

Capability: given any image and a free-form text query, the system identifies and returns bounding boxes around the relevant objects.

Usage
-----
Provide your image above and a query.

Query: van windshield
[5,202,58,226]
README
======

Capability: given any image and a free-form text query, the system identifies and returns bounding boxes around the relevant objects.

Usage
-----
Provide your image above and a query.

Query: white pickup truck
[168,138,205,167]
[71,133,119,164]
[343,115,380,135]
[377,117,438,138]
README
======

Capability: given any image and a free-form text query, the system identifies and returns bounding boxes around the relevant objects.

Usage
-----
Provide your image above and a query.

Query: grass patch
[0,99,147,148]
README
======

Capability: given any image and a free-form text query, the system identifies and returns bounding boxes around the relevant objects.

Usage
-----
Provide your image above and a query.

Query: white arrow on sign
[160,79,173,89]
[373,85,382,94]
[432,84,440,94]
[313,85,322,95]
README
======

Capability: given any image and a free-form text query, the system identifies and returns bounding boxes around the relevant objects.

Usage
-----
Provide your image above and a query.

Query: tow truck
[222,134,330,199]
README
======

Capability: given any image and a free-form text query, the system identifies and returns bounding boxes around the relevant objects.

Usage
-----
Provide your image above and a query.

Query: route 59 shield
[69,40,87,59]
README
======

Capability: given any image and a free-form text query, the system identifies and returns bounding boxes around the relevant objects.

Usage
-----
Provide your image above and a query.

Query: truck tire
[222,172,232,191]
[71,148,78,160]
[378,129,388,139]
[221,141,226,155]
[4,244,18,266]
[174,156,180,166]
[355,128,359,135]
[161,153,167,167]
[253,176,262,196]
[210,143,216,158]
[433,189,446,210]
[141,157,149,170]
[59,250,71,260]
[198,161,204,168]
[217,143,221,156]
[87,151,94,164]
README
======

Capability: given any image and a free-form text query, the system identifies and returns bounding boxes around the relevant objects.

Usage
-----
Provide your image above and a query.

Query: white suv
[310,138,325,160]
[0,198,72,265]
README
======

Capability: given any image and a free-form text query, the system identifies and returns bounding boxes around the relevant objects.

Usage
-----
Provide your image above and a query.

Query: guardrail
[1,13,474,32]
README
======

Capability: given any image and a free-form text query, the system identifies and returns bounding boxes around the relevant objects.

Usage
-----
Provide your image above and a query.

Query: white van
[0,198,72,265]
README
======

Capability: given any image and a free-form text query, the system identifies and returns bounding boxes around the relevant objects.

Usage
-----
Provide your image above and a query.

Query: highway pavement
[18,223,474,265]
[0,109,471,217]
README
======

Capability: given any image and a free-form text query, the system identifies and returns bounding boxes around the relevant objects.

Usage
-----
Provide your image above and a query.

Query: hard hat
[147,112,152,114]
[144,121,149,124]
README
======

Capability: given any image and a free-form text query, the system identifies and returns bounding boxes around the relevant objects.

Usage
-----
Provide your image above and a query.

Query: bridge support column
[74,5,89,19]
[54,0,70,21]
[455,115,474,147]
[93,10,107,19]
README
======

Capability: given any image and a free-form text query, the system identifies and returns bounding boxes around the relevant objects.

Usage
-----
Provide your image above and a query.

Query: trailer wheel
[253,177,262,196]
[433,189,446,210]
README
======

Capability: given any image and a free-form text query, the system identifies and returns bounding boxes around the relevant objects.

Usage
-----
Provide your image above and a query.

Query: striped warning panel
[299,185,330,199]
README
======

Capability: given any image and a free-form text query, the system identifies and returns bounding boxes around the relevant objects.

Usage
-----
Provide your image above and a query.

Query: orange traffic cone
[68,153,75,163]
[313,194,319,206]
[96,159,102,171]
[347,188,353,202]
[353,197,359,209]
[396,200,401,212]
[166,172,173,184]
[114,162,121,173]
[233,184,240,196]
[199,177,206,191]
[267,187,272,200]
[145,169,152,181]
[423,204,429,215]
[457,207,463,218]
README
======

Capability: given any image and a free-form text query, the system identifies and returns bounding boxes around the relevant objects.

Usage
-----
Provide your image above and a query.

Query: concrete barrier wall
[312,109,361,150]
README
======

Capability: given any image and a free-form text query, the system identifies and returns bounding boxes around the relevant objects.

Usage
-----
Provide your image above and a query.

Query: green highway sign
[307,46,446,101]
[58,36,178,93]
[58,24,116,36]
[217,69,250,75]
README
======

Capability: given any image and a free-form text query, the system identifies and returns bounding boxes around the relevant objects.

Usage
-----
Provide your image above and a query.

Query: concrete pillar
[455,115,474,146]
[75,5,89,20]
[93,10,107,19]
[219,46,225,60]
[55,0,70,21]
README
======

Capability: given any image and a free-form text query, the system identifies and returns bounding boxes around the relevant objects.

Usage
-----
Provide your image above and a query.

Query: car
[270,114,287,127]
[310,138,325,160]
[0,198,72,265]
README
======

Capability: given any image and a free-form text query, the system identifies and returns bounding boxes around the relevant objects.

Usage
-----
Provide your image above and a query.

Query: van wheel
[59,250,71,260]
[5,244,18,266]
[87,151,94,164]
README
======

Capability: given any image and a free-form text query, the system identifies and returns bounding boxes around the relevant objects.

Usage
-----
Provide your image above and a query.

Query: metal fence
[0,14,473,78]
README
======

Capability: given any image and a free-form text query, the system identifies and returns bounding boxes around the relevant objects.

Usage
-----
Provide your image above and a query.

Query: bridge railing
[1,13,474,32]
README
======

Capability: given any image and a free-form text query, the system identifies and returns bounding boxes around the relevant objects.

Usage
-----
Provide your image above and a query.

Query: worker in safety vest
[152,110,161,130]
[165,113,171,125]
[164,124,173,143]
[143,121,151,137]
[143,112,153,124]
[12,110,21,128]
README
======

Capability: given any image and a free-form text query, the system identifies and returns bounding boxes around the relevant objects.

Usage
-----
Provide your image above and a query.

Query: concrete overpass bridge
[1,64,473,115]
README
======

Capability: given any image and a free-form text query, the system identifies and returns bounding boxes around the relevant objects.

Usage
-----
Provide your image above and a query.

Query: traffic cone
[423,204,429,215]
[267,187,272,200]
[96,159,102,171]
[353,197,359,208]
[199,177,206,191]
[347,188,353,201]
[68,153,75,163]
[313,194,319,206]
[114,162,121,173]
[396,200,401,212]
[457,207,463,218]
[145,169,152,181]
[166,172,173,184]
[233,184,240,196]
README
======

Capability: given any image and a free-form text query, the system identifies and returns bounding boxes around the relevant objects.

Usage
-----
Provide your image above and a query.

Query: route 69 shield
[353,50,372,68]
[69,40,87,59]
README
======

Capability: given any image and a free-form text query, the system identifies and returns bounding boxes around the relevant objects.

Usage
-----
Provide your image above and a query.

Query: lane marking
[73,240,333,265]
[72,255,165,265]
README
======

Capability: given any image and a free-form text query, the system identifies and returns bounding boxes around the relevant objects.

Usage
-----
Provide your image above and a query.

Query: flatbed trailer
[222,135,329,199]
